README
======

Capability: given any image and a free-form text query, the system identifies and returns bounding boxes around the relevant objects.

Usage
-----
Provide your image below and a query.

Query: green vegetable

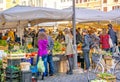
[53,41,62,52]
[0,40,7,46]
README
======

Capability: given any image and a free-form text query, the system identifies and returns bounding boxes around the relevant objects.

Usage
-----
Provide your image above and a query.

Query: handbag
[37,57,45,73]
[109,36,113,48]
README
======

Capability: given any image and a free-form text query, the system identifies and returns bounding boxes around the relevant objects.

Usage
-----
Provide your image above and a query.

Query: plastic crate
[7,59,21,66]
[20,71,32,82]
[6,78,20,82]
[6,67,20,74]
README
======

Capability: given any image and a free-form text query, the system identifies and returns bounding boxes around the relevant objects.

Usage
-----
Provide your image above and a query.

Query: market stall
[0,5,120,82]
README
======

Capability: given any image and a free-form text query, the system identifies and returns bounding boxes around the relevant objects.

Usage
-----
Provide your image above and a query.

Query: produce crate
[59,60,68,73]
[7,59,21,66]
[0,45,8,50]
[98,74,116,82]
[104,55,112,60]
[6,78,20,82]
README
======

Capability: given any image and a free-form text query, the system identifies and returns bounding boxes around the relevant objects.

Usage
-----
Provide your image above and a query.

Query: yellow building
[6,0,20,9]
[75,0,120,12]
[2,0,43,10]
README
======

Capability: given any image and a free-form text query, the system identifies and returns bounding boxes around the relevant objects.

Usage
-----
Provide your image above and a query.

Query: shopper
[64,28,74,75]
[108,24,118,54]
[82,30,91,72]
[38,29,55,76]
[37,30,48,80]
[88,29,100,49]
[76,29,83,45]
[45,30,55,76]
[100,28,110,51]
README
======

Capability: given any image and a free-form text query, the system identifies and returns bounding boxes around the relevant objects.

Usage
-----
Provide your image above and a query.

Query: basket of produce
[91,79,107,82]
[103,51,112,60]
[97,73,116,82]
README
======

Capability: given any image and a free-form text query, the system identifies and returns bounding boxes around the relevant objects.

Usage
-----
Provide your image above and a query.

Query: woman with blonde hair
[37,29,48,80]
[64,28,74,75]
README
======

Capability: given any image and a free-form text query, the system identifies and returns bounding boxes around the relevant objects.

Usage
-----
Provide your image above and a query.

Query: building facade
[0,0,43,11]
[75,0,120,12]
[6,0,20,9]
[20,0,43,7]
[42,0,72,9]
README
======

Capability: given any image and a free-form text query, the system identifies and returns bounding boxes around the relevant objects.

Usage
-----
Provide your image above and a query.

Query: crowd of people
[36,24,119,80]
[0,23,119,80]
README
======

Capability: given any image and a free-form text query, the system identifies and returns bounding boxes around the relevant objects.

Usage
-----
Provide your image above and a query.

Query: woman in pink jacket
[37,31,48,80]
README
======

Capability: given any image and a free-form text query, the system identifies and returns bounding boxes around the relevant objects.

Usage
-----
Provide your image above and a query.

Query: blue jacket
[108,28,118,45]
[82,34,90,50]
[48,36,54,54]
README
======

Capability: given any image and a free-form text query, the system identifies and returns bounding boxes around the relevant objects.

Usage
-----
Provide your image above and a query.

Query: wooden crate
[0,46,8,50]
[59,60,68,73]
[104,56,113,66]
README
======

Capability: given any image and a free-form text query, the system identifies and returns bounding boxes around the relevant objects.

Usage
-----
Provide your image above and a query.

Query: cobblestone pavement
[37,73,120,82]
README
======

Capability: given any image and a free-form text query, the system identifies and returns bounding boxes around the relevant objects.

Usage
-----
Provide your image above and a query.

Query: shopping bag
[37,57,45,73]
[109,36,113,48]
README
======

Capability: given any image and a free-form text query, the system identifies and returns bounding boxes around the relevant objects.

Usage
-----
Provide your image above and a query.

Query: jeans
[42,55,48,76]
[47,54,55,75]
[36,55,48,76]
[67,55,73,72]
[83,50,90,70]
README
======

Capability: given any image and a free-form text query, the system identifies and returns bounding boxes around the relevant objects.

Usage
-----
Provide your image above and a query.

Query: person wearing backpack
[108,24,118,54]
[82,30,91,72]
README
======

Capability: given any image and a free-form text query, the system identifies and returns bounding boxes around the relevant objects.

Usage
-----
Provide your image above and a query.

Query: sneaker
[49,74,54,76]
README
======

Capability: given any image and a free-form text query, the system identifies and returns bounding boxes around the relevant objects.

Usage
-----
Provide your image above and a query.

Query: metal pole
[72,0,78,69]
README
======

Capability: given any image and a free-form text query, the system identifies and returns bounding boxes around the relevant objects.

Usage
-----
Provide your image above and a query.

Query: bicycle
[88,53,120,81]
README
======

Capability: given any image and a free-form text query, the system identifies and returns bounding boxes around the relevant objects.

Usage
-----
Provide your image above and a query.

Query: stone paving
[37,73,120,82]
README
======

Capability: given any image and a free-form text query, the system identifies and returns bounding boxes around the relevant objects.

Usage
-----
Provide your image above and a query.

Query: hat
[39,28,45,32]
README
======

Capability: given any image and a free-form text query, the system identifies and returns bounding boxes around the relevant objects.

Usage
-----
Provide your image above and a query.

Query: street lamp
[72,0,78,69]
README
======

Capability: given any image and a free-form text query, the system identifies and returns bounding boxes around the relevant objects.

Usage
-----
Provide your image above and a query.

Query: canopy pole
[72,0,78,69]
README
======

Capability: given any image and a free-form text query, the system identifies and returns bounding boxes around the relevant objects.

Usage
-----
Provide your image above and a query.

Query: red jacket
[100,34,110,49]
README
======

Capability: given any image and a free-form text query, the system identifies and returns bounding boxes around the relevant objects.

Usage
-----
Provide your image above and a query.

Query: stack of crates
[6,66,20,82]
[5,59,21,82]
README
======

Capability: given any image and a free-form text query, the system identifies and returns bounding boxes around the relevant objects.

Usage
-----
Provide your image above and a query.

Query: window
[103,0,107,3]
[112,5,120,10]
[22,1,26,5]
[76,0,78,3]
[84,0,87,2]
[80,0,82,3]
[0,0,3,3]
[103,7,107,12]
[114,0,118,2]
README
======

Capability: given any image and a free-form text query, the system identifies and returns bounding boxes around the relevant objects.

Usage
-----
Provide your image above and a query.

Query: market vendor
[55,30,65,42]
[7,29,15,42]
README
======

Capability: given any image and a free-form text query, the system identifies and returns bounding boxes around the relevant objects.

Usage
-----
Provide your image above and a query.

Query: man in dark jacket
[108,24,118,54]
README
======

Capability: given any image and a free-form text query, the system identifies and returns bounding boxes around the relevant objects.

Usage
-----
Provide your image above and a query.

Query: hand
[48,50,50,54]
